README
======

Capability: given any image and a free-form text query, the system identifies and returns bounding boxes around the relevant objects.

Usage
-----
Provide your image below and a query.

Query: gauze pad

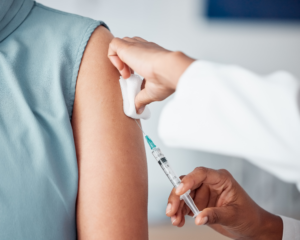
[119,74,151,120]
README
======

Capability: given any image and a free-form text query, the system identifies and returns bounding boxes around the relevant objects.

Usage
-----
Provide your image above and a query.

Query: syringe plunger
[180,190,201,218]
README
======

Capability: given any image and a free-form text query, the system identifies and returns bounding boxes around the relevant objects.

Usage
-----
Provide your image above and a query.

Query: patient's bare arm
[72,26,148,240]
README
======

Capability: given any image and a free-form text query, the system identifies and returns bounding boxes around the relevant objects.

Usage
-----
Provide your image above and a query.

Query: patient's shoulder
[33,3,105,28]
[72,26,121,126]
[78,26,114,73]
[13,3,110,118]
[24,3,109,54]
[74,24,119,99]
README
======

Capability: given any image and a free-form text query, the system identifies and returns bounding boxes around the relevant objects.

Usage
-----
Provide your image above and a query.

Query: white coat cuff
[280,216,300,240]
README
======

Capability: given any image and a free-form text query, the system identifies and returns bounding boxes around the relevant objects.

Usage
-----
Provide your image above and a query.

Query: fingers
[170,200,186,227]
[207,189,219,208]
[120,64,131,79]
[122,37,137,43]
[166,188,181,217]
[108,38,132,78]
[193,184,210,211]
[195,206,235,226]
[135,88,153,114]
[175,167,232,196]
[108,37,128,59]
[132,36,147,42]
[108,37,146,78]
[166,187,188,227]
[109,36,146,60]
[167,188,184,226]
[167,177,194,227]
[177,204,186,228]
[123,36,147,42]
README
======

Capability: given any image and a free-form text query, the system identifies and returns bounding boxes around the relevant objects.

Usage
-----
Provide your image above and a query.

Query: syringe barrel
[151,147,181,188]
[151,147,201,218]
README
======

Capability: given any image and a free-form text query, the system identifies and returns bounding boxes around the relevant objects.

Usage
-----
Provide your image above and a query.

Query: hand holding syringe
[135,120,201,218]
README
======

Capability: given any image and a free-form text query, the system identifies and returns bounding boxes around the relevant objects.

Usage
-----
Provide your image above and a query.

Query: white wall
[37,0,300,223]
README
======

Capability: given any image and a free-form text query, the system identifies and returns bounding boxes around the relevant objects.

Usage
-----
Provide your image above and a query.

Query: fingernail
[137,106,145,114]
[171,216,176,224]
[176,183,184,194]
[166,203,172,214]
[196,216,208,225]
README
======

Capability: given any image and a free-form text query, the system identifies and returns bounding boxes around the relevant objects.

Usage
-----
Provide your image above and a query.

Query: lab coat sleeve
[281,216,300,240]
[158,60,300,190]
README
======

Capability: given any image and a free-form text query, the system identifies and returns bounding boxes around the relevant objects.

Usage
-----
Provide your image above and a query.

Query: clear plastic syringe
[135,120,201,218]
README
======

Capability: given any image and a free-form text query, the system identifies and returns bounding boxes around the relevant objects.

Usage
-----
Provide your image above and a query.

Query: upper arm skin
[72,26,148,240]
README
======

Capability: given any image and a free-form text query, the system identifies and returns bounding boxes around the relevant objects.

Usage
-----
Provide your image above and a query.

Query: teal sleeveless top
[0,1,108,239]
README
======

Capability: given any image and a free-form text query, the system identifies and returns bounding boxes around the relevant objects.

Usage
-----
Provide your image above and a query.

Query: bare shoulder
[76,25,117,86]
[81,25,113,64]
[72,25,121,131]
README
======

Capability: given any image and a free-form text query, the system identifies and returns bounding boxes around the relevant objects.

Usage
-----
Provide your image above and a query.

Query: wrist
[255,210,283,240]
[154,51,195,91]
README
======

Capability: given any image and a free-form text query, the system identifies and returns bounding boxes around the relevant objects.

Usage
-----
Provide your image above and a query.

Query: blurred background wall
[37,0,300,224]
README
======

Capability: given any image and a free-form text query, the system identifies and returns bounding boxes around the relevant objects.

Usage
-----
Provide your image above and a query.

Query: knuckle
[111,37,120,43]
[210,210,219,224]
[219,169,231,178]
[179,175,186,180]
[218,169,234,187]
[108,40,114,47]
[194,167,208,175]
[109,38,121,49]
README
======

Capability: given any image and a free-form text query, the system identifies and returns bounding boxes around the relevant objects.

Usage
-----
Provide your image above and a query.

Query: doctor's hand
[166,167,283,240]
[108,37,194,113]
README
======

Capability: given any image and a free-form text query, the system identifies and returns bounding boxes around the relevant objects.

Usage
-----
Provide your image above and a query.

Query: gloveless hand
[108,37,194,113]
[166,167,283,240]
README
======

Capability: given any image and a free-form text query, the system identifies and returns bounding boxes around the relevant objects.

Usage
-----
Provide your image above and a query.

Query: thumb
[195,206,234,226]
[135,88,153,114]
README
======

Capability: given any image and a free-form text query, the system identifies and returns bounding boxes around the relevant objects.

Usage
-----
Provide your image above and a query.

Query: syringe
[135,121,201,218]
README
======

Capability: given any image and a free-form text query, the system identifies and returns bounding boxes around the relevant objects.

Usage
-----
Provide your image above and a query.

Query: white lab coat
[158,61,300,239]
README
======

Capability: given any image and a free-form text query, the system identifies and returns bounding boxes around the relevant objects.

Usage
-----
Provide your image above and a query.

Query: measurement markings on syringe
[159,161,181,186]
